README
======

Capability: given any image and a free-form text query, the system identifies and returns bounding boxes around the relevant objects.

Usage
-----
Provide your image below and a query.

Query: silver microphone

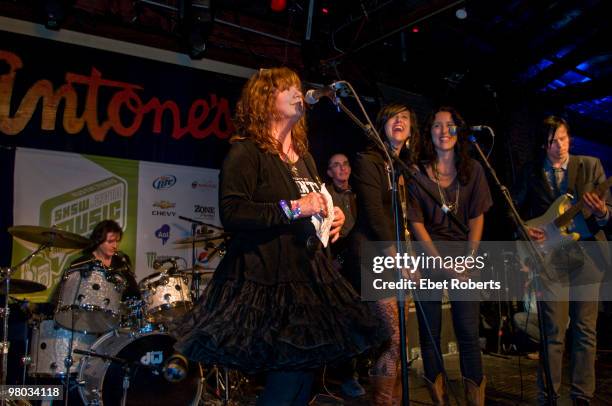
[304,82,343,105]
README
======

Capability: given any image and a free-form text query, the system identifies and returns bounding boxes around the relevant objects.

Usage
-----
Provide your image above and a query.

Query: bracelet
[290,200,301,219]
[279,200,293,220]
[279,200,301,220]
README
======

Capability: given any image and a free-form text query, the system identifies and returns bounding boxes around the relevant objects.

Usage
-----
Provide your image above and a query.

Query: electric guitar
[518,176,612,257]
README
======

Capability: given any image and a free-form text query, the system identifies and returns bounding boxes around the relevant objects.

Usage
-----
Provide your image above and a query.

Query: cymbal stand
[1,242,51,403]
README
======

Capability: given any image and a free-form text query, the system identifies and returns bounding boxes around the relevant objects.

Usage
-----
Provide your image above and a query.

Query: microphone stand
[178,215,229,402]
[178,215,209,302]
[329,89,468,405]
[469,134,556,405]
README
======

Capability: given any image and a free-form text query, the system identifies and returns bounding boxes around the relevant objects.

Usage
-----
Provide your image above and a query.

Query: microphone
[470,125,491,132]
[304,82,343,105]
[153,256,181,269]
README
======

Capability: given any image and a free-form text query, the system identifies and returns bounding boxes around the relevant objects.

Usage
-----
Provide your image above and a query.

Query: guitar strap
[566,155,579,197]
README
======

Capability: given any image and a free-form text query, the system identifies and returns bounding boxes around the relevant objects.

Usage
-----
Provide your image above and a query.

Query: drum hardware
[172,231,229,246]
[4,225,92,391]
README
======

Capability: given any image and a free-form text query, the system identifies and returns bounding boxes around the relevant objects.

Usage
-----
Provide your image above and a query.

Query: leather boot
[463,376,486,406]
[393,371,403,404]
[369,373,396,406]
[423,373,449,405]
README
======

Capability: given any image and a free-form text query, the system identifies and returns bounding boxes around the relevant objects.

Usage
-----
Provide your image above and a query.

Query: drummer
[61,219,140,300]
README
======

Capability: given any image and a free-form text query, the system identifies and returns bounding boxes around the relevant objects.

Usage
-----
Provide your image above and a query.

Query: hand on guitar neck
[525,177,611,244]
[582,191,609,220]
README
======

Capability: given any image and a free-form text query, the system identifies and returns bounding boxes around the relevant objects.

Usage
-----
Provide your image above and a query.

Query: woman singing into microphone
[173,67,384,405]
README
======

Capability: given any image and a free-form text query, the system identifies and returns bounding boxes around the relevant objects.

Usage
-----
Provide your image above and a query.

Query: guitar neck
[554,201,582,228]
[554,176,612,228]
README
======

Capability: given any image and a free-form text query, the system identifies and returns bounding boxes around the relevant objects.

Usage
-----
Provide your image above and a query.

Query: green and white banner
[12,147,219,302]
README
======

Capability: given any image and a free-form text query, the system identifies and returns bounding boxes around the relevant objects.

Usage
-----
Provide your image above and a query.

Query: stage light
[187,0,214,59]
[44,0,66,30]
[455,7,467,20]
[271,0,287,12]
[321,7,329,15]
[411,27,419,33]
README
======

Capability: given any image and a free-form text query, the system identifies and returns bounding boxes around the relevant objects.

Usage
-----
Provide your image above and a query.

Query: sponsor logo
[194,204,216,220]
[153,201,176,209]
[155,224,171,245]
[152,175,177,190]
[191,179,217,190]
[41,177,127,238]
[152,200,177,217]
[140,351,164,365]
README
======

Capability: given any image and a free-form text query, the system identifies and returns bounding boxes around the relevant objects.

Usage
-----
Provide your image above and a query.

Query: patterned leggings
[371,299,401,377]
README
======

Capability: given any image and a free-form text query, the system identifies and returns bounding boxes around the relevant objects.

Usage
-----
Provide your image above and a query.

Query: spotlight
[455,7,467,20]
[44,0,66,30]
[186,0,214,59]
[270,0,287,12]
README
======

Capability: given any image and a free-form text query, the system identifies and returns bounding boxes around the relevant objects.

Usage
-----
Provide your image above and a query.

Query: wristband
[290,200,301,219]
[279,200,293,220]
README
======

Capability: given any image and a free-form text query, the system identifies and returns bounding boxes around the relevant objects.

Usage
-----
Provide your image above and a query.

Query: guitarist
[512,115,611,405]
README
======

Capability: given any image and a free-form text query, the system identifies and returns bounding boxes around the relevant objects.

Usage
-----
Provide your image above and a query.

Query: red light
[321,7,329,15]
[412,27,419,33]
[271,0,286,12]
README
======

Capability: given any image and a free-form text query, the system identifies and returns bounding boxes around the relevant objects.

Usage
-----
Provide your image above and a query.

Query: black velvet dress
[173,140,386,373]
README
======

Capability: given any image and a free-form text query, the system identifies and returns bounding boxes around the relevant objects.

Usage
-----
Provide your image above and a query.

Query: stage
[205,352,612,405]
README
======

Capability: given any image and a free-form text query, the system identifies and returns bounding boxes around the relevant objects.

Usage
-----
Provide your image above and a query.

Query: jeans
[256,370,315,406]
[415,297,483,384]
[536,244,603,404]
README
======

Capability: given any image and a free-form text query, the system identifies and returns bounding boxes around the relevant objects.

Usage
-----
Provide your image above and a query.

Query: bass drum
[78,329,202,406]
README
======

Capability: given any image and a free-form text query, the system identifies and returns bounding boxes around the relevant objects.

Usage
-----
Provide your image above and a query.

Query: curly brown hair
[231,67,308,157]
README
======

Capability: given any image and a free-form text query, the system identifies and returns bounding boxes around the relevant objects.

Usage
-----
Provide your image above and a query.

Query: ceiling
[1,0,611,140]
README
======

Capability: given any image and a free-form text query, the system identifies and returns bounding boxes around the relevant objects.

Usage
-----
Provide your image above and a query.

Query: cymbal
[1,278,47,294]
[173,231,228,245]
[9,225,91,249]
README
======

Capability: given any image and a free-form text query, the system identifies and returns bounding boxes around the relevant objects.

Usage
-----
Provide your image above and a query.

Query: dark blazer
[216,139,325,285]
[513,154,612,242]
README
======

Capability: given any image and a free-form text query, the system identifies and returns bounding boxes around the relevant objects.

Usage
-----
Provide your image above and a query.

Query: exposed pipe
[214,18,301,46]
[332,0,465,56]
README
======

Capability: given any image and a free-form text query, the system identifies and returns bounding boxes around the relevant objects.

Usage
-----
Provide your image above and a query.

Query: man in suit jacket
[513,116,611,405]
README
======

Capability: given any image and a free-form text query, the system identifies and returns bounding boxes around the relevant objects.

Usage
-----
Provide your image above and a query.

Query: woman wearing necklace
[407,106,492,406]
[172,67,384,405]
[350,102,420,404]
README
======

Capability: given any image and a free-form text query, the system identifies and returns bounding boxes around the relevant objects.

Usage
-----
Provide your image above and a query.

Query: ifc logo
[153,175,177,190]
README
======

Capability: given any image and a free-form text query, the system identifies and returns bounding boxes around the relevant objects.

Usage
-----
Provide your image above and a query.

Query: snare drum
[55,263,126,334]
[139,271,192,323]
[78,329,202,406]
[28,320,98,377]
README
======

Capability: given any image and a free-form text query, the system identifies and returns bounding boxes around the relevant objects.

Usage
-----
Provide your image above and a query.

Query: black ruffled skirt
[172,251,387,374]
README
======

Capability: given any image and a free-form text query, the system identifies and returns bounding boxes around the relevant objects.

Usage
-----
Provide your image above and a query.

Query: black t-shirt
[407,159,492,241]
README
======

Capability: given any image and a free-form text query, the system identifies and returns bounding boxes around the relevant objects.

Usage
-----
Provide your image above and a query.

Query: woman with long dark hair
[351,102,420,404]
[407,107,492,405]
[172,67,384,405]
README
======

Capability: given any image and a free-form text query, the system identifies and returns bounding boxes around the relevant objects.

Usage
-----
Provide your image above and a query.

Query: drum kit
[1,224,236,406]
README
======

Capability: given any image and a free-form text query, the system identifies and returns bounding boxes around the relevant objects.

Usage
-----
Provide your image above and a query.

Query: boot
[393,371,403,404]
[369,373,396,406]
[463,376,486,406]
[423,373,449,405]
